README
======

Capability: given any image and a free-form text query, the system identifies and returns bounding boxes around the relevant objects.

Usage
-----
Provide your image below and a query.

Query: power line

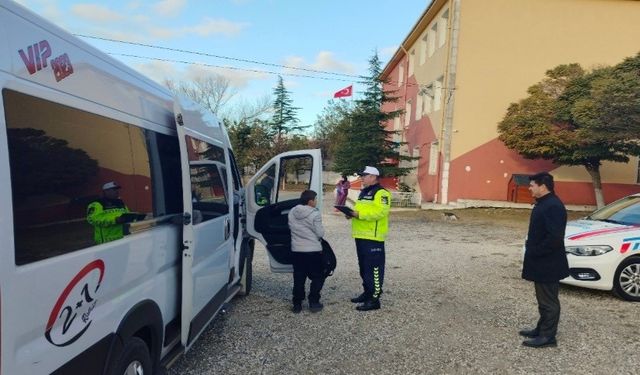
[79,33,440,90]
[76,33,365,80]
[107,52,370,84]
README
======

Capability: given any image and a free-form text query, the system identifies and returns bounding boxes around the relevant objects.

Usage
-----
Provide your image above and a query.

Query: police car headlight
[565,245,613,256]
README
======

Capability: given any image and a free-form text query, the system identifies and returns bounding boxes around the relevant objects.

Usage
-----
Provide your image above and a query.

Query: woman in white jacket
[288,190,325,313]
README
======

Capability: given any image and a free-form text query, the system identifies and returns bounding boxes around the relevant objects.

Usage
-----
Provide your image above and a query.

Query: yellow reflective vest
[87,198,129,244]
[352,184,391,242]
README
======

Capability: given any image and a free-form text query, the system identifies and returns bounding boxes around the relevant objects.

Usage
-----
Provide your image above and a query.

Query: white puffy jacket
[288,204,324,253]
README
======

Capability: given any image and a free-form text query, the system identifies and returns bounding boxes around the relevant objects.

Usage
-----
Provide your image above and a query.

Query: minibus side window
[2,89,155,265]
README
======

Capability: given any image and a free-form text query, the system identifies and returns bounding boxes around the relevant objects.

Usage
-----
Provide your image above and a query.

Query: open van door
[246,149,323,272]
[174,97,233,350]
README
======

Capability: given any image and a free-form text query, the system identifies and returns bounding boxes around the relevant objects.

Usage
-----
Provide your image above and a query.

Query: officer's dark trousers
[534,282,561,338]
[292,252,324,304]
[355,239,385,300]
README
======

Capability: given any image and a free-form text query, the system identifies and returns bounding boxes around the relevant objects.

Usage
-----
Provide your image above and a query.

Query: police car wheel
[111,337,152,375]
[613,257,640,302]
[239,244,253,296]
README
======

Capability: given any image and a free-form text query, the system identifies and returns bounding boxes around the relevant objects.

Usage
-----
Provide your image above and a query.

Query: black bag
[320,239,337,278]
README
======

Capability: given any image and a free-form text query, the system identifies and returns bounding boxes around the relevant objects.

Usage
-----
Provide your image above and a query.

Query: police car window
[276,155,313,203]
[3,89,154,265]
[190,164,229,221]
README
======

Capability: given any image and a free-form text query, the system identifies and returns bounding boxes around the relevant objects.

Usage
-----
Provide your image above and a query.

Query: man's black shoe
[309,302,324,313]
[291,303,302,314]
[519,328,539,338]
[522,336,557,348]
[350,293,367,303]
[356,300,380,311]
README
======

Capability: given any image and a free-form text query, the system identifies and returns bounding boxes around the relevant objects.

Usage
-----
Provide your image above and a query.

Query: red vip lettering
[18,40,52,74]
[51,53,74,82]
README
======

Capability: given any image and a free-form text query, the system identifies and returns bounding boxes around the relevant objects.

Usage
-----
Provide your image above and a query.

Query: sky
[15,0,430,127]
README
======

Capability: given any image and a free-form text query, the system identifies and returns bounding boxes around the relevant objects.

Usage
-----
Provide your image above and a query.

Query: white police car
[562,194,640,301]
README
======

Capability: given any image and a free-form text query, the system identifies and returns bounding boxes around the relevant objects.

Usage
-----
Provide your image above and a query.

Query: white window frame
[438,9,449,48]
[398,65,404,85]
[420,34,428,65]
[424,84,433,114]
[434,77,443,112]
[428,23,437,57]
[405,100,412,126]
[415,94,423,121]
[408,49,415,77]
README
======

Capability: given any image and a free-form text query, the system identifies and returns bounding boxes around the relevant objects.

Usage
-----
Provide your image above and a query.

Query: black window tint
[228,149,242,189]
[149,131,182,215]
[3,89,154,264]
[190,164,229,221]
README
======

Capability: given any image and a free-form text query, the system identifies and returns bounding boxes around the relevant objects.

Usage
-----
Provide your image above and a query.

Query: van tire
[110,337,152,375]
[238,241,254,296]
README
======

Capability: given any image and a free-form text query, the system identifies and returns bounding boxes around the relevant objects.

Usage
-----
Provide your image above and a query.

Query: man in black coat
[520,172,569,348]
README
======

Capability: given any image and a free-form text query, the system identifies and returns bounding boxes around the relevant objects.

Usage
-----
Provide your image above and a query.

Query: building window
[415,94,423,121]
[408,49,415,77]
[423,84,433,114]
[438,9,449,48]
[434,77,443,112]
[405,100,412,126]
[420,34,428,65]
[428,142,439,175]
[398,65,404,85]
[428,23,437,57]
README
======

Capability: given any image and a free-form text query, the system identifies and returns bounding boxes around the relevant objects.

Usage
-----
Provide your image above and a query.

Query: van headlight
[565,245,613,256]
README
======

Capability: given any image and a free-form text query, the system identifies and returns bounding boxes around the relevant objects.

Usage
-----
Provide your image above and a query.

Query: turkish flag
[333,85,353,98]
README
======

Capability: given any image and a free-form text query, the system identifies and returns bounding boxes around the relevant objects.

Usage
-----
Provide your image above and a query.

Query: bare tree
[165,75,237,115]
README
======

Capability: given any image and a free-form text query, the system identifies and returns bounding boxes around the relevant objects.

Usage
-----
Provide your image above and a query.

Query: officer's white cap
[102,181,121,190]
[360,166,380,176]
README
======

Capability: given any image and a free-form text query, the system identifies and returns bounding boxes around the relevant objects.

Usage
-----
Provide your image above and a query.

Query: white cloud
[185,18,249,37]
[281,52,356,79]
[153,0,187,17]
[71,4,124,23]
[126,1,142,11]
[380,46,399,59]
[148,18,248,39]
[310,51,356,74]
[131,61,269,89]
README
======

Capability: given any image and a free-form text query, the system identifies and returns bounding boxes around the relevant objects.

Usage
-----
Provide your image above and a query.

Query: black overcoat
[522,193,570,282]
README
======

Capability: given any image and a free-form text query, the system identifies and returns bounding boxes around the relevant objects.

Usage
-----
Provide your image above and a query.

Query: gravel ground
[168,194,640,375]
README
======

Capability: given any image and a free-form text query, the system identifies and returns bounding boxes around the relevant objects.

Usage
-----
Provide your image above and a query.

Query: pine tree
[270,76,306,149]
[333,52,414,177]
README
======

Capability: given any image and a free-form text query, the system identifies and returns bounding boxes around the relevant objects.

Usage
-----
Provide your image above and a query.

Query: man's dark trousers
[355,238,385,300]
[535,282,561,337]
[292,252,324,304]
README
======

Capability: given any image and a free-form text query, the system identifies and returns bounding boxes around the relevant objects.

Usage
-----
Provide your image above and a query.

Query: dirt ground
[168,198,639,375]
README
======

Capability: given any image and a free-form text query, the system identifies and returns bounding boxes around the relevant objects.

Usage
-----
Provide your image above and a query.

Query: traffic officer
[346,166,391,311]
[87,181,130,244]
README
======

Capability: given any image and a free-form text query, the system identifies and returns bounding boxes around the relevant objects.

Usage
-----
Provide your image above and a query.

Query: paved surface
[168,193,640,375]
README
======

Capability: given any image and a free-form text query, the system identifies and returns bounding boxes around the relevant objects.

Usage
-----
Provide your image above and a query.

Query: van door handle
[224,218,230,240]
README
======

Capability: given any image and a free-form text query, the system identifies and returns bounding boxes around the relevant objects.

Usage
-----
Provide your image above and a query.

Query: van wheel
[238,243,253,296]
[613,257,640,302]
[111,337,152,375]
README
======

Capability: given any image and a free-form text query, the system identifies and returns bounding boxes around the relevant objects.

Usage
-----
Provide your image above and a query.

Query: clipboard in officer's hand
[334,205,355,217]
